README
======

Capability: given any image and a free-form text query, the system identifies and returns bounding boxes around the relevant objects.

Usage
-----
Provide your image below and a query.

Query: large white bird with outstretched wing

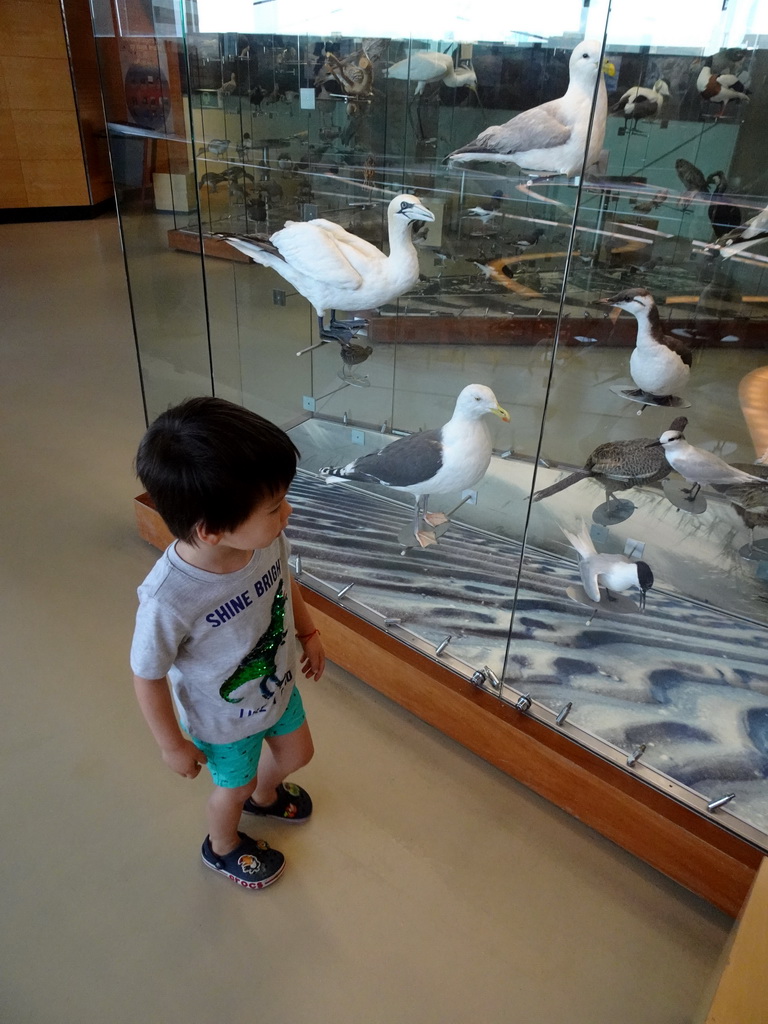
[383,50,477,96]
[218,194,434,340]
[447,40,608,177]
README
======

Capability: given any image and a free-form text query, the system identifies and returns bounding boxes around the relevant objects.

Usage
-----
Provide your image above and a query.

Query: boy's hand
[162,740,207,779]
[299,632,325,681]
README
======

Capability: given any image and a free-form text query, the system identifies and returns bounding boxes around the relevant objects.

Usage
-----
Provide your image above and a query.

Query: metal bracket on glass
[272,289,287,306]
[302,396,317,412]
[471,665,501,691]
[380,420,389,434]
[435,635,452,656]
[555,701,572,726]
[627,744,646,767]
[514,693,532,713]
[384,618,401,629]
[336,583,355,600]
[293,555,303,576]
[707,793,736,813]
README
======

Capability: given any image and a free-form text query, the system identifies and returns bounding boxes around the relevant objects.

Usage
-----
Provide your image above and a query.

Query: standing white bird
[612,79,669,134]
[446,40,608,177]
[383,50,478,97]
[648,426,766,501]
[320,384,509,547]
[603,288,692,404]
[716,204,768,259]
[562,521,654,610]
[217,194,434,341]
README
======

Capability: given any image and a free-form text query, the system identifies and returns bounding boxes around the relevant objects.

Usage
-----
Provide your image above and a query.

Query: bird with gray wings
[320,384,509,548]
[446,40,608,177]
[648,425,766,500]
[532,416,688,507]
[562,521,654,610]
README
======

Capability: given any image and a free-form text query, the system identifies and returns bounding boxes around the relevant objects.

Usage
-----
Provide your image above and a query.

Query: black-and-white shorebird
[513,227,545,252]
[648,426,766,501]
[532,416,687,520]
[446,40,608,178]
[217,194,434,342]
[706,171,741,238]
[612,79,669,134]
[463,189,505,224]
[603,288,692,407]
[320,384,509,547]
[715,203,768,259]
[562,521,654,611]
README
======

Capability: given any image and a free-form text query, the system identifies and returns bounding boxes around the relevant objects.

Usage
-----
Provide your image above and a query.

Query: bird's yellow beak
[493,404,510,423]
[602,59,615,76]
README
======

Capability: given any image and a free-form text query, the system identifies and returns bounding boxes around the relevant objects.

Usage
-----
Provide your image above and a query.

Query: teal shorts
[192,686,306,789]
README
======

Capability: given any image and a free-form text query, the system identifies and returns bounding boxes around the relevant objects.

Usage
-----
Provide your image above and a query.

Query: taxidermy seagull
[562,521,654,610]
[217,194,434,341]
[612,79,669,134]
[320,384,509,547]
[446,39,608,178]
[532,416,687,506]
[383,51,478,97]
[603,288,692,404]
[648,426,766,501]
[715,203,768,259]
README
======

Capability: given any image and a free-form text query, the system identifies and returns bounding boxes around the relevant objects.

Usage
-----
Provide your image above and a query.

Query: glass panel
[521,1,768,842]
[93,0,768,848]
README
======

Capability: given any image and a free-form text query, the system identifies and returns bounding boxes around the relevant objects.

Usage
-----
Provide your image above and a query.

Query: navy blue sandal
[201,832,285,889]
[242,782,312,822]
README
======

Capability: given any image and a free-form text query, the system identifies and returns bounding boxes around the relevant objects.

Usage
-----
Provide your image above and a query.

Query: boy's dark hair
[136,396,300,543]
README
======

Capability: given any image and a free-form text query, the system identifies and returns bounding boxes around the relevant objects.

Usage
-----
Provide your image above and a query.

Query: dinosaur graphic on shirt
[219,582,287,704]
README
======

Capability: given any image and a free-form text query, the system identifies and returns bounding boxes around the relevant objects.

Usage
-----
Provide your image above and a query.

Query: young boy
[130,396,325,889]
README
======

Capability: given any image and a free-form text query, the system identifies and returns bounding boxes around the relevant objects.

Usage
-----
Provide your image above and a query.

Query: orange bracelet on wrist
[296,628,320,642]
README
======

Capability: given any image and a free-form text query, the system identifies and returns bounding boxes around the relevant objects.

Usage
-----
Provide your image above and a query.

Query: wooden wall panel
[0,2,70,60]
[0,0,112,210]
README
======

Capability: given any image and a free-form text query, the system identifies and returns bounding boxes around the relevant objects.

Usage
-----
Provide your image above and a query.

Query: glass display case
[91,0,768,877]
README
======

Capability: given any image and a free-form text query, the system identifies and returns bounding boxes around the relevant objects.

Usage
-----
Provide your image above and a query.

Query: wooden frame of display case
[134,491,764,918]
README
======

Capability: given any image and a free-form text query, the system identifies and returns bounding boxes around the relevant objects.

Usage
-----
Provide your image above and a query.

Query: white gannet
[446,40,608,177]
[562,521,654,610]
[648,426,766,501]
[320,384,509,547]
[603,288,692,403]
[612,79,669,134]
[217,194,434,341]
[383,50,478,97]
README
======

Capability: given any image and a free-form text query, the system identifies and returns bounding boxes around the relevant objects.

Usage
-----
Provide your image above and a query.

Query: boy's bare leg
[207,779,257,855]
[250,722,314,807]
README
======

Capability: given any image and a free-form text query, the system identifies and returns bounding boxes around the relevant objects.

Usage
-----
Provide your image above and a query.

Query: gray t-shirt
[130,536,298,744]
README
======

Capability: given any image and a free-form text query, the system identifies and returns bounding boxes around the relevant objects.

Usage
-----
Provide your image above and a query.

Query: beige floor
[0,215,732,1024]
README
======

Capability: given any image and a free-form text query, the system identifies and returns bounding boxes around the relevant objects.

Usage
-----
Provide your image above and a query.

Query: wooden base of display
[134,491,763,918]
